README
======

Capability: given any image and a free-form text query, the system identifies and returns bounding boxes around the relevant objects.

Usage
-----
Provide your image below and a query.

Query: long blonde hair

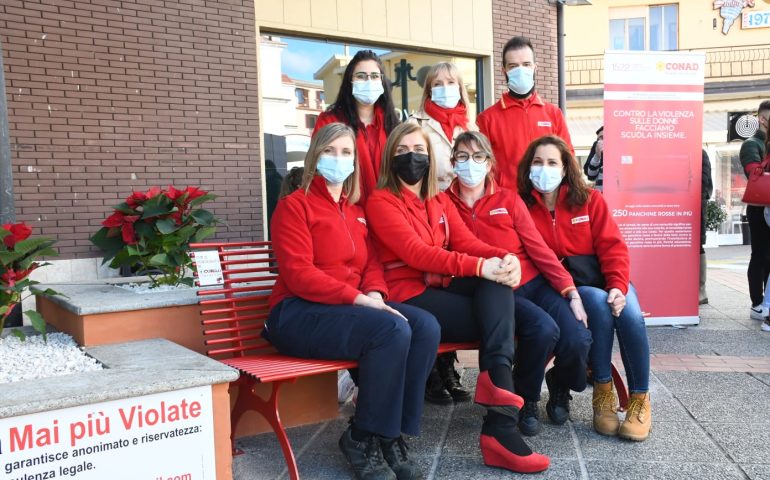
[377,123,439,200]
[420,62,470,111]
[301,123,361,204]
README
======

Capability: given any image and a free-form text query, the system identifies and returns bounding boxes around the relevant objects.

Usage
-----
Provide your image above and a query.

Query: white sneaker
[762,318,770,332]
[337,370,356,404]
[750,305,769,321]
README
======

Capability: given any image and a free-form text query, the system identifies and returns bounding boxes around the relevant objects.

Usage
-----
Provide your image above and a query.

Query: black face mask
[393,152,430,185]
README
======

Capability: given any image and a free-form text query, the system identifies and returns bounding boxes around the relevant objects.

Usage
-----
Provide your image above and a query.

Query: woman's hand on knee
[354,293,408,321]
[568,294,588,328]
[481,255,521,288]
[607,288,626,317]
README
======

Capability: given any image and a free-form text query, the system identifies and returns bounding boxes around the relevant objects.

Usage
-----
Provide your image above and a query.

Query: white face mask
[351,80,384,105]
[454,159,488,187]
[507,66,535,95]
[316,154,355,185]
[431,84,461,109]
[529,165,563,193]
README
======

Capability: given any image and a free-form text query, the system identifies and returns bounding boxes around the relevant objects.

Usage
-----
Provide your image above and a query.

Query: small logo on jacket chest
[357,217,367,225]
[571,215,589,224]
[537,121,552,127]
[489,208,509,216]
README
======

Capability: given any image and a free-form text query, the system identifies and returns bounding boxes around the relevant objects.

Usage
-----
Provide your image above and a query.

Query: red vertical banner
[603,51,705,326]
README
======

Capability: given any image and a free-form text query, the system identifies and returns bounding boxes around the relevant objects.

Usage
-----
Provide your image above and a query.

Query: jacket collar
[446,178,498,207]
[500,91,543,110]
[309,174,348,206]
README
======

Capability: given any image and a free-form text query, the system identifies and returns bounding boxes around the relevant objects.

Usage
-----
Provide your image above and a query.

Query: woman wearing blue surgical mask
[445,131,590,438]
[269,123,440,480]
[407,62,475,406]
[518,135,652,442]
[408,62,474,192]
[314,50,399,203]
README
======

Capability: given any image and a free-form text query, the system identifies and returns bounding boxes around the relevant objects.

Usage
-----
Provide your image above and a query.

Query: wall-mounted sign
[742,10,770,28]
[714,0,756,34]
[1,386,216,479]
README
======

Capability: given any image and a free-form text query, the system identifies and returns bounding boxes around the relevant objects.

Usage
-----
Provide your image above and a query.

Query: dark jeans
[579,284,650,393]
[515,275,592,394]
[265,298,440,438]
[512,295,559,401]
[404,277,515,372]
[747,205,770,306]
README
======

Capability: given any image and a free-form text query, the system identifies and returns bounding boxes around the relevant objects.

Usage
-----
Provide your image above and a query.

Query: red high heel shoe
[474,370,524,409]
[480,434,550,474]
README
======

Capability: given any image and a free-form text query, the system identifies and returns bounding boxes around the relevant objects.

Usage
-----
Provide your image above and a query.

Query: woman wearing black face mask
[365,123,550,474]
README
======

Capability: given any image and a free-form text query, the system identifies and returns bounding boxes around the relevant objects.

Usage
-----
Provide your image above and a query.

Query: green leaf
[90,228,125,256]
[25,310,47,342]
[180,277,195,287]
[133,221,156,240]
[13,237,55,256]
[190,209,215,226]
[0,305,8,315]
[148,253,171,267]
[188,193,217,208]
[191,225,217,243]
[11,329,26,341]
[112,202,135,215]
[155,218,179,234]
[140,195,175,219]
[0,251,21,265]
[32,287,67,298]
[0,229,10,240]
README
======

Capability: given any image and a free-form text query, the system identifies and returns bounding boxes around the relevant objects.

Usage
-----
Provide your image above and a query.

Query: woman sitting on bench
[266,122,441,480]
[365,122,550,474]
[444,131,591,437]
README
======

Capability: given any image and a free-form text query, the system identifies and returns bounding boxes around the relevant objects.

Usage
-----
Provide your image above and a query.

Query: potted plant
[704,199,727,248]
[0,222,61,340]
[90,185,220,288]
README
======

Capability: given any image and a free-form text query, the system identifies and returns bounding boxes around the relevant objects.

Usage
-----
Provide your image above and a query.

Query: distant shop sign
[742,10,770,28]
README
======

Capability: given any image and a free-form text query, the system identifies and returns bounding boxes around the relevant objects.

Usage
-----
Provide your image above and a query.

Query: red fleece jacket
[313,107,387,202]
[269,175,388,309]
[526,187,630,294]
[476,92,573,190]
[445,180,576,296]
[365,187,509,302]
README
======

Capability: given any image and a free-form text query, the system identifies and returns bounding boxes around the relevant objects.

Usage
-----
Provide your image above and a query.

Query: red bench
[190,241,628,480]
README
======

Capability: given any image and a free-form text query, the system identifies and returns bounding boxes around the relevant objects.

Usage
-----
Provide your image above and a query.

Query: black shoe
[339,427,397,480]
[425,363,452,404]
[380,436,423,480]
[438,352,472,402]
[518,401,541,436]
[545,368,572,425]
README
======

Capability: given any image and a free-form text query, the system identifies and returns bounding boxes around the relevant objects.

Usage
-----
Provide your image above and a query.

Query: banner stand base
[645,315,700,327]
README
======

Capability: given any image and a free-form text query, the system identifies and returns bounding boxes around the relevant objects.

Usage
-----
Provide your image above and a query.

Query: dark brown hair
[376,123,439,200]
[518,135,590,209]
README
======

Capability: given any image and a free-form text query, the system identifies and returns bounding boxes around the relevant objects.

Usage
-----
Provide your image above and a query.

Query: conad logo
[656,61,700,71]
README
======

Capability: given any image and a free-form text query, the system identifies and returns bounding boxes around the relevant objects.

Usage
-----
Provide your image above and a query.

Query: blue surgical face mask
[529,165,563,193]
[351,80,384,105]
[507,66,535,95]
[454,159,488,187]
[317,154,355,185]
[431,84,461,109]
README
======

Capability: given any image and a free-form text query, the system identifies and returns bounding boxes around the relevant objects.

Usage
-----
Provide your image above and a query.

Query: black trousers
[404,277,515,372]
[265,298,440,438]
[747,205,770,306]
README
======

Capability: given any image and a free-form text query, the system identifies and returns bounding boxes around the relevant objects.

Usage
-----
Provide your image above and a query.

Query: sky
[280,36,390,82]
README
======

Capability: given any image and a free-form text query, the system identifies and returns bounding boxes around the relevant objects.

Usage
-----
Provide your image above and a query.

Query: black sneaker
[380,436,424,480]
[518,401,541,436]
[338,427,397,480]
[438,352,472,402]
[425,363,452,405]
[545,368,572,425]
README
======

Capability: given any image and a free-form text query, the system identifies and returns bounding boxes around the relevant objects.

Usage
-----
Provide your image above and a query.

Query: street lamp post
[392,59,417,116]
[0,37,15,224]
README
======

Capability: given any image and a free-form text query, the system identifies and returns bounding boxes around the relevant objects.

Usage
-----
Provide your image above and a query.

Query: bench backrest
[190,241,278,360]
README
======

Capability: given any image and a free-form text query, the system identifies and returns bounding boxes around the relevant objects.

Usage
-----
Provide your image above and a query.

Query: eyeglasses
[454,151,488,164]
[352,72,382,82]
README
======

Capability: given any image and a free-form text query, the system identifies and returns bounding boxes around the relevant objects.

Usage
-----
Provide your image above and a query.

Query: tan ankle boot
[618,392,652,441]
[592,381,619,436]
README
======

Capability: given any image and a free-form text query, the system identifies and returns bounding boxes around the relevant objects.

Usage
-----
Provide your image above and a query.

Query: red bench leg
[610,362,629,411]
[231,377,300,480]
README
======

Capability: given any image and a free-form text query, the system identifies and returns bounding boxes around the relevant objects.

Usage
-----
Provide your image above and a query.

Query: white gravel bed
[0,332,102,384]
[115,282,193,293]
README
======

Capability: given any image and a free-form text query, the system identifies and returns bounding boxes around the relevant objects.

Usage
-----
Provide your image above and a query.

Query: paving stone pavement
[233,246,770,479]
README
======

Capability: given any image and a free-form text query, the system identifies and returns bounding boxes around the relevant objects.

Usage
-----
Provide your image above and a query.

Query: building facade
[1,0,560,281]
[563,0,770,244]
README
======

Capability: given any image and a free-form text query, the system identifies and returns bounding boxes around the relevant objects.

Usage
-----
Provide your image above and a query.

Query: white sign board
[1,386,216,480]
[742,10,770,29]
[191,250,224,286]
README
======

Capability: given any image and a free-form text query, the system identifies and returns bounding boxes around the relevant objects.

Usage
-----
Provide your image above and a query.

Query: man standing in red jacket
[477,36,573,190]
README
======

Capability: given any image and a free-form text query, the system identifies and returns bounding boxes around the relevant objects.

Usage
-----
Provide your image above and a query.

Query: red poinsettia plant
[90,185,220,288]
[0,222,60,339]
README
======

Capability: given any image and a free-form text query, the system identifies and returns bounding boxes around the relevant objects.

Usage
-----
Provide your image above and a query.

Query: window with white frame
[609,4,678,51]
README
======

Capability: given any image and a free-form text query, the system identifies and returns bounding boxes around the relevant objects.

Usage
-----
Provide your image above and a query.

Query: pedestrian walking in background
[700,150,713,305]
[583,126,604,192]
